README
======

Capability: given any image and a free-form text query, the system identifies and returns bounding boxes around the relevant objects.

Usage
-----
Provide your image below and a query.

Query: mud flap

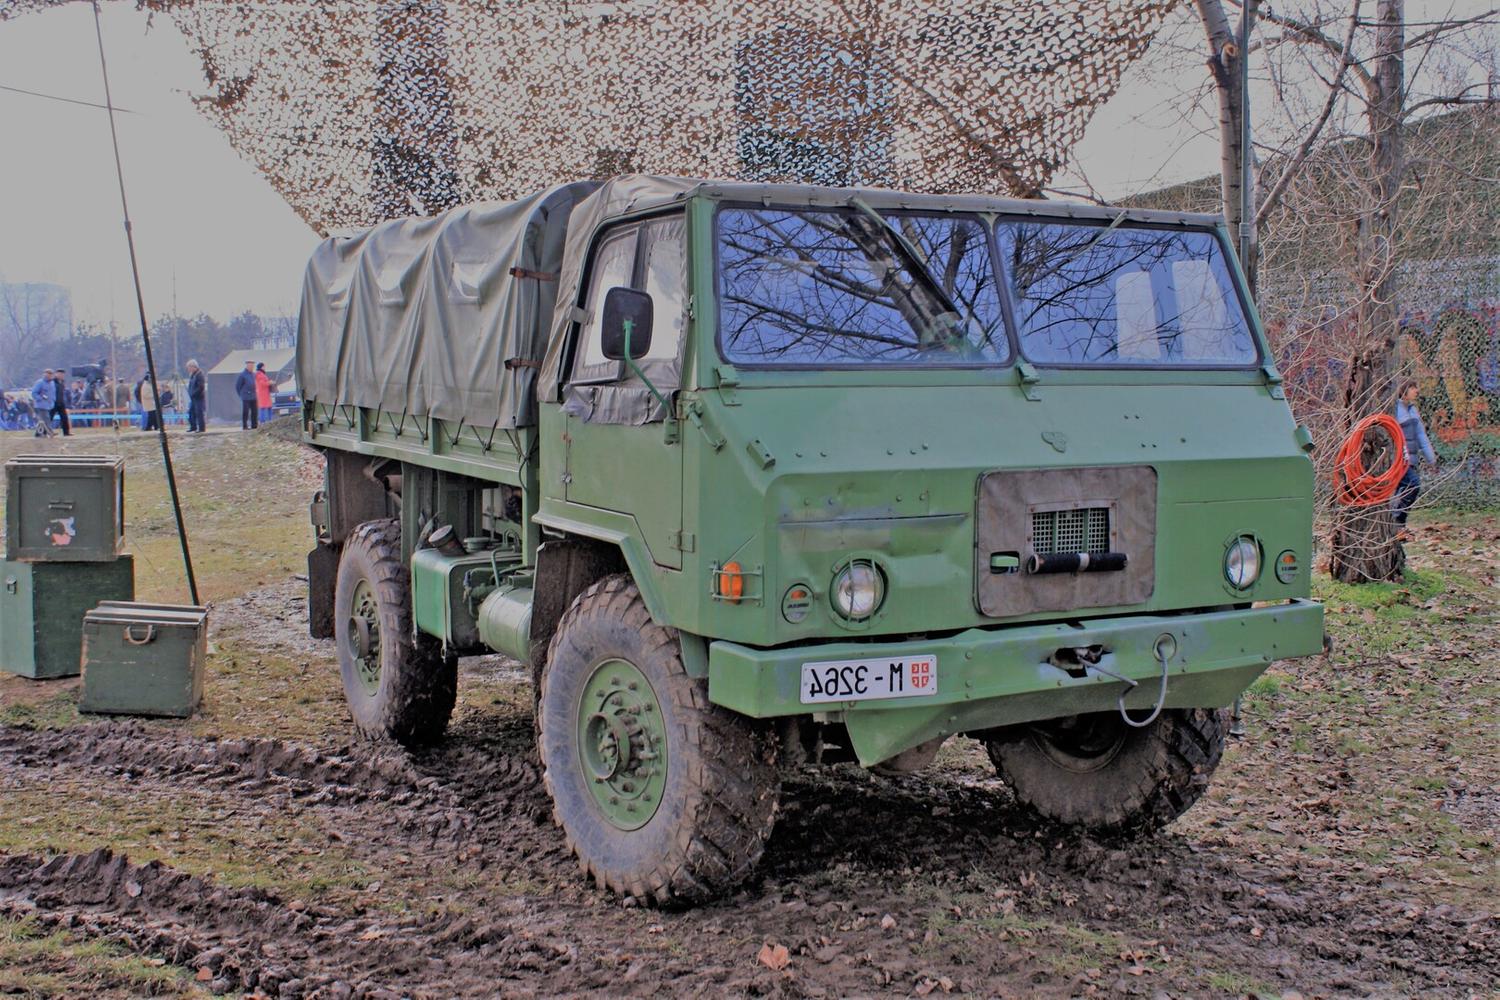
[307,543,340,639]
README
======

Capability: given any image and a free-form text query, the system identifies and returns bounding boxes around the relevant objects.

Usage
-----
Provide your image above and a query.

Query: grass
[1206,511,1500,911]
[0,781,377,905]
[0,427,318,605]
[0,913,206,998]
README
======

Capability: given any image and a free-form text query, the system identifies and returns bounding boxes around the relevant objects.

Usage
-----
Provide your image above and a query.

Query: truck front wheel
[334,518,457,745]
[984,708,1228,835]
[539,574,779,905]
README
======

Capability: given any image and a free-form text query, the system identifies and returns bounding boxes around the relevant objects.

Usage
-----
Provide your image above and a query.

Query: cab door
[561,216,687,569]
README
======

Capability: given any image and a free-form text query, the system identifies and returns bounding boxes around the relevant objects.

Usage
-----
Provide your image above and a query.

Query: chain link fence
[1268,256,1500,511]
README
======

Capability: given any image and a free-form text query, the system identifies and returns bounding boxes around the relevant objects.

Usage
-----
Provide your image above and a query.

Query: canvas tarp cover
[297,181,598,429]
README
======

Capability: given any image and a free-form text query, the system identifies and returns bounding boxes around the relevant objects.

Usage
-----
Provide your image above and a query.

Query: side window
[639,218,686,363]
[570,214,687,383]
[572,226,638,382]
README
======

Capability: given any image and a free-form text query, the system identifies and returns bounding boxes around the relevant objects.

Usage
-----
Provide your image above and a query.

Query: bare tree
[1183,0,1497,581]
[0,279,72,385]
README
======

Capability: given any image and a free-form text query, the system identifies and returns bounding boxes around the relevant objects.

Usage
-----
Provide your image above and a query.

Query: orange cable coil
[1333,413,1409,507]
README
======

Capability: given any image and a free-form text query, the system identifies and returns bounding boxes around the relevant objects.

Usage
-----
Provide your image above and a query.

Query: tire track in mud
[0,721,564,873]
[765,763,1500,994]
[5,718,1494,995]
[0,721,601,997]
[0,847,583,998]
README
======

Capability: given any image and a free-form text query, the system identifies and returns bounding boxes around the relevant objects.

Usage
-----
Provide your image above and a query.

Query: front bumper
[708,600,1324,766]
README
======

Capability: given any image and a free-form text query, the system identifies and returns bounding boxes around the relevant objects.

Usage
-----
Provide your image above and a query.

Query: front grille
[1031,507,1110,555]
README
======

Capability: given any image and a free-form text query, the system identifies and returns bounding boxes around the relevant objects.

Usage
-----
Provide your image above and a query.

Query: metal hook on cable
[1117,645,1170,728]
[1086,635,1173,729]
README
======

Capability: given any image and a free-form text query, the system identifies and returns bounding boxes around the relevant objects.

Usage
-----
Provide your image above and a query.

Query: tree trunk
[1330,0,1407,584]
[1192,0,1259,292]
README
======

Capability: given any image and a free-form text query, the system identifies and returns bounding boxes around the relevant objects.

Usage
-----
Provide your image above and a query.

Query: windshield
[717,207,1009,367]
[995,220,1258,367]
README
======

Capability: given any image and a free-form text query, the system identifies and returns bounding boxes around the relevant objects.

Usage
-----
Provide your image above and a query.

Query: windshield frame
[992,214,1264,372]
[711,201,1018,372]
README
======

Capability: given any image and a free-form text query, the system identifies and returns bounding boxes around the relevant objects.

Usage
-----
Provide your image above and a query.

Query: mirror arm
[623,320,678,437]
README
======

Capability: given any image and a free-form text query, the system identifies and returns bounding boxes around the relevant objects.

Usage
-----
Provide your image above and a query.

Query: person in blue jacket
[1393,379,1437,528]
[29,369,56,437]
[234,359,259,430]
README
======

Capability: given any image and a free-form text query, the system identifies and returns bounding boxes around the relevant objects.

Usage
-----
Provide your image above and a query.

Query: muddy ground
[0,434,1495,998]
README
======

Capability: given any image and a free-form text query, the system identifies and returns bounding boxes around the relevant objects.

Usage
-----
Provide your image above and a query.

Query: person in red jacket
[255,362,275,424]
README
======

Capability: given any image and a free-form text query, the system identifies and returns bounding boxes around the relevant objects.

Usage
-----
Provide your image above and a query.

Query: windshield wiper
[1026,208,1129,287]
[847,196,966,349]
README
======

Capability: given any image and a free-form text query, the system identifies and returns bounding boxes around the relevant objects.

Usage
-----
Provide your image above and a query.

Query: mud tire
[984,708,1228,836]
[334,518,457,746]
[539,574,778,906]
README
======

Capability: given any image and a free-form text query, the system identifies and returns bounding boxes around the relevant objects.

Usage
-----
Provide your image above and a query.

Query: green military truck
[297,176,1325,904]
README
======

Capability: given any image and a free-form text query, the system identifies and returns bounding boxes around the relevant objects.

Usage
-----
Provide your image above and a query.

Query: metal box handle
[124,624,158,645]
[48,500,76,511]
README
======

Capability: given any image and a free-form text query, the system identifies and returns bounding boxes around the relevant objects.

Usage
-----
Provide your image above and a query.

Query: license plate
[799,654,938,704]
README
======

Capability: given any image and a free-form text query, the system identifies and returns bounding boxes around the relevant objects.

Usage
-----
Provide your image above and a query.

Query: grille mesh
[1031,507,1110,554]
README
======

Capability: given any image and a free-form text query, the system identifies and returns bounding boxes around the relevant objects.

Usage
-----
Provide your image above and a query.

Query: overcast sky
[0,2,1491,327]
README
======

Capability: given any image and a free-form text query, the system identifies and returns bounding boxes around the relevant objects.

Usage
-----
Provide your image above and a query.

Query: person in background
[30,368,56,437]
[136,372,161,431]
[50,368,70,436]
[236,359,259,429]
[1393,379,1437,535]
[186,359,207,433]
[255,361,275,424]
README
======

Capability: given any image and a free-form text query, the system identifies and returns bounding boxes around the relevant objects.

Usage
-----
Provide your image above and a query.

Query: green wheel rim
[347,578,382,696]
[576,657,667,831]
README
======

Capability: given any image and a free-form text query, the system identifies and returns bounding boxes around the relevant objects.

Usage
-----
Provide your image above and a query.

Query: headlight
[831,560,884,620]
[1224,536,1262,590]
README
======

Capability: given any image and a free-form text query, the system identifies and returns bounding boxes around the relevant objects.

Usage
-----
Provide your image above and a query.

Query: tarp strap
[509,267,558,282]
[504,358,542,370]
[468,420,500,452]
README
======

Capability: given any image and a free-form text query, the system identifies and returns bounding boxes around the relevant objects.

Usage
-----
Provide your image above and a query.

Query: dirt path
[2,515,1498,997]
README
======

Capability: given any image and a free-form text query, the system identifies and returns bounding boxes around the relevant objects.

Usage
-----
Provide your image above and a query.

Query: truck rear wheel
[539,574,778,906]
[984,708,1227,835]
[334,519,457,745]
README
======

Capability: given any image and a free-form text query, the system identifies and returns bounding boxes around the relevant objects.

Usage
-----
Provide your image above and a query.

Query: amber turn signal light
[717,561,745,601]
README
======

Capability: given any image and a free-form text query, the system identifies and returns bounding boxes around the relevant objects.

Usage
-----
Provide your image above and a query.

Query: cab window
[571,216,686,383]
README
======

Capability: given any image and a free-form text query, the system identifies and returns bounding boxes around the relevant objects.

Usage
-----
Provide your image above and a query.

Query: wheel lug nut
[628,682,638,691]
[609,795,619,805]
[626,803,636,812]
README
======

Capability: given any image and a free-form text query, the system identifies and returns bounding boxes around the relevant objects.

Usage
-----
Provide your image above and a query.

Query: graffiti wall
[1268,258,1500,509]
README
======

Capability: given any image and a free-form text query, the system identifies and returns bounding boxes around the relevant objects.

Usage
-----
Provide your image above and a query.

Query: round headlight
[1224,536,1262,590]
[831,560,884,620]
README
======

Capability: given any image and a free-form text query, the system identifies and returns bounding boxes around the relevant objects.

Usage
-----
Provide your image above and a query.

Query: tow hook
[1048,634,1175,729]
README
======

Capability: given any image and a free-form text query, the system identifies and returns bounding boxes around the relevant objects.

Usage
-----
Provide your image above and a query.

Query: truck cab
[299,176,1324,905]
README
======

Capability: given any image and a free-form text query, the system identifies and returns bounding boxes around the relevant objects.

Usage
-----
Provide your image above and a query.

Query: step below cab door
[560,215,686,570]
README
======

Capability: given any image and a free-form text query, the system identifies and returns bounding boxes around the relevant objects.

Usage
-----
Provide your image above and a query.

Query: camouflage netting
[0,0,1175,234]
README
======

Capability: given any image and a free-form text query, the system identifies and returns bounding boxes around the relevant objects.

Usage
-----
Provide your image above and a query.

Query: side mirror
[600,287,654,362]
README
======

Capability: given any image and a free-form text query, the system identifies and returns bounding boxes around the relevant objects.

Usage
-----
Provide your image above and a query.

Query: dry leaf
[757,942,790,971]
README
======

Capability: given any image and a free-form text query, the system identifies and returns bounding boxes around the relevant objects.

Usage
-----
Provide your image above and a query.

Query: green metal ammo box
[80,602,208,717]
[5,455,126,562]
[0,556,136,679]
